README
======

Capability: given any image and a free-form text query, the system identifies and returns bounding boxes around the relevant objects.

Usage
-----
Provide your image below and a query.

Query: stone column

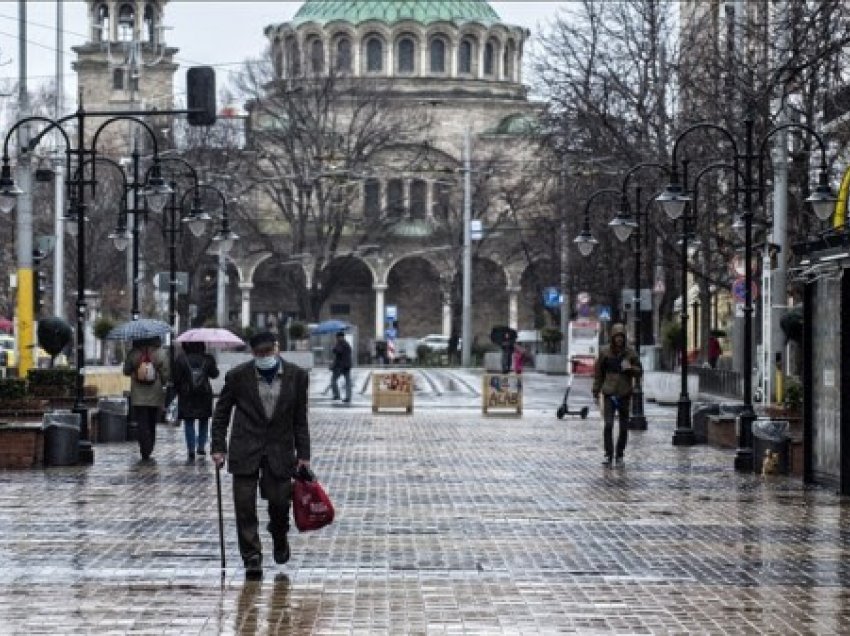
[442,295,452,336]
[507,286,521,330]
[239,282,253,329]
[374,283,387,340]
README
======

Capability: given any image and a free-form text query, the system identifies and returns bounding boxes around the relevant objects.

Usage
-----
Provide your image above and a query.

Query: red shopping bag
[292,471,335,532]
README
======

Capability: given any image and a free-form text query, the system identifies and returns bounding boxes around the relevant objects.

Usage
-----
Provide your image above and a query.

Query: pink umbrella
[175,327,245,348]
[0,317,13,333]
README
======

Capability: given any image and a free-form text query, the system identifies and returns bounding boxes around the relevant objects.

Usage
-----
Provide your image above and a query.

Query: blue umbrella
[106,318,172,341]
[310,320,350,335]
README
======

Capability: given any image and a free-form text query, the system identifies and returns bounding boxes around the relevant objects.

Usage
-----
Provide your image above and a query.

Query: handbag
[292,466,335,532]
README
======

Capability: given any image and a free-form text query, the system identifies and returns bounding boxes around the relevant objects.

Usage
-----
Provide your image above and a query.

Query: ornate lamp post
[657,120,835,468]
[607,162,668,430]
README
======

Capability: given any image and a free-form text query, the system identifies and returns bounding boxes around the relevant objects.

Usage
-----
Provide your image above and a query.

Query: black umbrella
[490,326,518,346]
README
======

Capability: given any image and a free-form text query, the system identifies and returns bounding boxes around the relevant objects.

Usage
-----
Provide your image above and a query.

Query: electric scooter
[556,373,589,419]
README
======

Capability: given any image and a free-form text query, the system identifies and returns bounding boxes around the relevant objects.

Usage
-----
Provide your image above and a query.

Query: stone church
[74,0,556,360]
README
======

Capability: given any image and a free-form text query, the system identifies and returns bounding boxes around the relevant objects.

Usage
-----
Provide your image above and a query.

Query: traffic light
[187,66,217,127]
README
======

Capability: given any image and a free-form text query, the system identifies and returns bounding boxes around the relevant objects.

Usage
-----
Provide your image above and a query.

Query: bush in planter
[288,321,308,341]
[541,327,563,354]
[27,369,76,397]
[784,377,803,413]
[0,379,27,401]
[661,320,683,368]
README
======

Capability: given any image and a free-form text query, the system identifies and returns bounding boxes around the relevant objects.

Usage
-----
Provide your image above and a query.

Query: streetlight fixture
[659,119,836,469]
[573,188,621,258]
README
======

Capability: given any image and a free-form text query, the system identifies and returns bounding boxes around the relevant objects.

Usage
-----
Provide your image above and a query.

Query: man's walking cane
[215,464,226,572]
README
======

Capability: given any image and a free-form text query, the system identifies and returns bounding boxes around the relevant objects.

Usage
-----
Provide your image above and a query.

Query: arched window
[430,38,446,73]
[387,179,404,218]
[397,37,415,74]
[483,41,495,75]
[117,4,135,42]
[410,180,428,218]
[458,39,473,74]
[503,40,515,80]
[335,37,352,73]
[112,68,124,90]
[364,179,381,219]
[310,39,324,74]
[433,182,452,220]
[95,4,109,42]
[286,37,300,76]
[143,3,156,43]
[366,37,383,72]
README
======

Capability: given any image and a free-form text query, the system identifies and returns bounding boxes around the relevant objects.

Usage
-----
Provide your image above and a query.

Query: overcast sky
[0,1,566,110]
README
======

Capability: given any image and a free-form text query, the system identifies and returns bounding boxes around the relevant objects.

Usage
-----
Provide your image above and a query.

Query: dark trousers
[331,368,351,401]
[232,457,292,563]
[602,394,630,459]
[133,405,159,459]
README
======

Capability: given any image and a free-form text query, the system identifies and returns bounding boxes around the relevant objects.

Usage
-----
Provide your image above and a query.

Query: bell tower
[72,1,179,153]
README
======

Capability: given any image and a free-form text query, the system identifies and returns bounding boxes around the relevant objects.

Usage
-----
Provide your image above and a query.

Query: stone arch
[329,28,354,73]
[386,256,443,338]
[252,255,309,327]
[319,255,376,355]
[519,259,560,330]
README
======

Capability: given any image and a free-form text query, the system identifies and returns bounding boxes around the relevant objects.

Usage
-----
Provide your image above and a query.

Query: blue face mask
[255,355,278,371]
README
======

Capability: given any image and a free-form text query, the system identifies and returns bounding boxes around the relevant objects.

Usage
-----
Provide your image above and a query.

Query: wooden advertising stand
[482,374,523,416]
[372,372,414,414]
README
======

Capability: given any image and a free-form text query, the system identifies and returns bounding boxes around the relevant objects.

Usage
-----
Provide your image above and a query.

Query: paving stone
[0,387,847,633]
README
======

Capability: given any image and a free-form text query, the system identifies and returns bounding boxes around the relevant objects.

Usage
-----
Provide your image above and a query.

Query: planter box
[706,415,738,449]
[482,374,522,416]
[0,423,44,469]
[372,372,413,414]
[535,354,567,375]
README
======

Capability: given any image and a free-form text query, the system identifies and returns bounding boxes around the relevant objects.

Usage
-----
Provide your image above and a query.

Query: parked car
[0,334,14,368]
[417,334,451,352]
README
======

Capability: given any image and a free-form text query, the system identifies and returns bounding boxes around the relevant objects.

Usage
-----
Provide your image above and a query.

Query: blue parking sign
[598,306,611,322]
[542,287,560,309]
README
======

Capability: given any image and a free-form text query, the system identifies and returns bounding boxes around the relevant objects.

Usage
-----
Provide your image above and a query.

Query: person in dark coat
[500,332,515,373]
[212,331,311,579]
[172,341,219,462]
[330,330,352,402]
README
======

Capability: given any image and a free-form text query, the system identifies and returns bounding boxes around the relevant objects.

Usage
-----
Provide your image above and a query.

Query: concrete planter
[535,353,567,375]
[643,371,699,405]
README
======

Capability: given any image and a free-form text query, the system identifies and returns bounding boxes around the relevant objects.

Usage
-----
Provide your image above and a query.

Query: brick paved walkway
[0,401,848,634]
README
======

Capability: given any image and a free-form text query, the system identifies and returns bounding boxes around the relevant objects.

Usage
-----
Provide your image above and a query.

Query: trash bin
[43,410,81,466]
[97,397,128,443]
[752,419,791,475]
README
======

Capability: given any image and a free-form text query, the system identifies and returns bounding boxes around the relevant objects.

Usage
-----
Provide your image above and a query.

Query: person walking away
[707,335,722,369]
[212,331,311,579]
[173,341,219,463]
[500,332,515,373]
[513,342,526,374]
[592,323,642,467]
[123,336,170,461]
[330,330,352,403]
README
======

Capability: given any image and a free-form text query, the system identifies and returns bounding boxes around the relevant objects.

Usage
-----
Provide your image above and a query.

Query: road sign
[154,272,189,295]
[470,219,483,241]
[653,279,665,294]
[577,291,590,305]
[731,277,758,303]
[542,287,560,308]
[598,305,612,322]
[385,305,397,320]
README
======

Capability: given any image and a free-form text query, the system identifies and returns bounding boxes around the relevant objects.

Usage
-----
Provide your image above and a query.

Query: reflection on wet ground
[0,400,849,633]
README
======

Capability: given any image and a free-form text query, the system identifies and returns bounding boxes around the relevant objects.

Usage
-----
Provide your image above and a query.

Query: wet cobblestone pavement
[1,389,849,634]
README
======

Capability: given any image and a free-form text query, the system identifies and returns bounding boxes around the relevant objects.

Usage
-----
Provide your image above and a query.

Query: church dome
[292,0,501,26]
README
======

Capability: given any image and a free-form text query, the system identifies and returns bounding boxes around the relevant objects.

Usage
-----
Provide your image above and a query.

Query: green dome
[292,0,501,26]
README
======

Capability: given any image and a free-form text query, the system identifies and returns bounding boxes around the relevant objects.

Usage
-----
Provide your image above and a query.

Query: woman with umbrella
[172,341,219,463]
[123,335,170,461]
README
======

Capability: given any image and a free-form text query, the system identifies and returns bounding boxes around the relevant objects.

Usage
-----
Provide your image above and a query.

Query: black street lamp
[0,111,171,464]
[658,120,836,468]
[607,162,668,431]
[573,188,621,258]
